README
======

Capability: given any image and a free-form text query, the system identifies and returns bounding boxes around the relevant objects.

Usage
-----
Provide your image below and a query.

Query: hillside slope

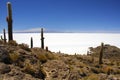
[0,41,120,80]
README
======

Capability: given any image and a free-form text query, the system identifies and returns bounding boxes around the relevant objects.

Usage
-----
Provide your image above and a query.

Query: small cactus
[46,46,48,51]
[30,37,33,48]
[3,29,7,43]
[99,42,104,64]
[1,36,3,40]
[41,28,44,49]
[6,2,13,41]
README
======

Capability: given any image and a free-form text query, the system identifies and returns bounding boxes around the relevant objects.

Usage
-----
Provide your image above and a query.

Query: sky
[0,0,120,33]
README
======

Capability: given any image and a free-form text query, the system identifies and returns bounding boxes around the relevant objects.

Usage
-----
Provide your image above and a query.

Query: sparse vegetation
[9,52,19,63]
[23,60,35,74]
[0,1,119,80]
[0,38,120,80]
[19,43,31,51]
[8,40,18,46]
[37,53,47,63]
[84,74,99,80]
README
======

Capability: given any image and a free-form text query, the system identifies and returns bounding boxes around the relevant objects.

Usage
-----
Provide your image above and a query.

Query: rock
[0,63,11,74]
[107,75,118,80]
[68,71,81,80]
[99,73,107,80]
[0,47,11,64]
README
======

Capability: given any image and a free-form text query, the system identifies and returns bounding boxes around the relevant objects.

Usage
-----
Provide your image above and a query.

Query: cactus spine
[6,2,13,41]
[99,42,104,64]
[41,28,44,49]
[3,29,7,43]
[30,37,33,48]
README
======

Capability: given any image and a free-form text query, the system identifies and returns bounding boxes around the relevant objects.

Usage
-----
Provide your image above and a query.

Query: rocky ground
[0,40,120,80]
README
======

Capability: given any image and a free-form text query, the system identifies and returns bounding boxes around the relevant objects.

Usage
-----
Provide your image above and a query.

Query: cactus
[3,29,7,43]
[99,42,104,64]
[41,28,44,49]
[1,36,3,40]
[6,2,13,41]
[46,46,48,51]
[30,37,33,48]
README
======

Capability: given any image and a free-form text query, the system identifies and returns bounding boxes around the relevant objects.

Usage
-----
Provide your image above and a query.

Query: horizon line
[0,31,120,34]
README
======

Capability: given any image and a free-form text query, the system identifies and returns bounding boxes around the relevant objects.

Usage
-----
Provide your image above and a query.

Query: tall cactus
[41,28,44,49]
[6,2,13,41]
[3,29,7,43]
[30,37,33,48]
[99,42,104,64]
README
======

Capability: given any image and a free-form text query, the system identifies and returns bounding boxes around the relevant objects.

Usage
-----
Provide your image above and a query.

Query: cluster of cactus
[99,42,104,64]
[6,2,13,41]
[2,2,48,51]
[41,28,44,49]
[30,28,45,49]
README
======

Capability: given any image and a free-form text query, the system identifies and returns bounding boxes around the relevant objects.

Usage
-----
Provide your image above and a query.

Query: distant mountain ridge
[1,28,120,33]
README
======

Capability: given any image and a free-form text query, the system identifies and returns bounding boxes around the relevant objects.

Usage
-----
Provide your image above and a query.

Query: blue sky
[0,0,120,32]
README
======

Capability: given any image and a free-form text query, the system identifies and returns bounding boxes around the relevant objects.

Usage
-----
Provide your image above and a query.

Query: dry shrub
[36,53,47,63]
[84,74,99,80]
[24,61,35,74]
[111,68,120,74]
[45,52,55,60]
[91,67,100,74]
[52,53,60,60]
[66,59,73,65]
[8,40,18,46]
[116,61,120,66]
[23,60,46,79]
[78,68,88,77]
[101,66,112,75]
[76,55,83,60]
[0,40,4,44]
[19,43,31,51]
[32,48,56,63]
[77,62,87,68]
[68,65,74,72]
[9,52,19,62]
